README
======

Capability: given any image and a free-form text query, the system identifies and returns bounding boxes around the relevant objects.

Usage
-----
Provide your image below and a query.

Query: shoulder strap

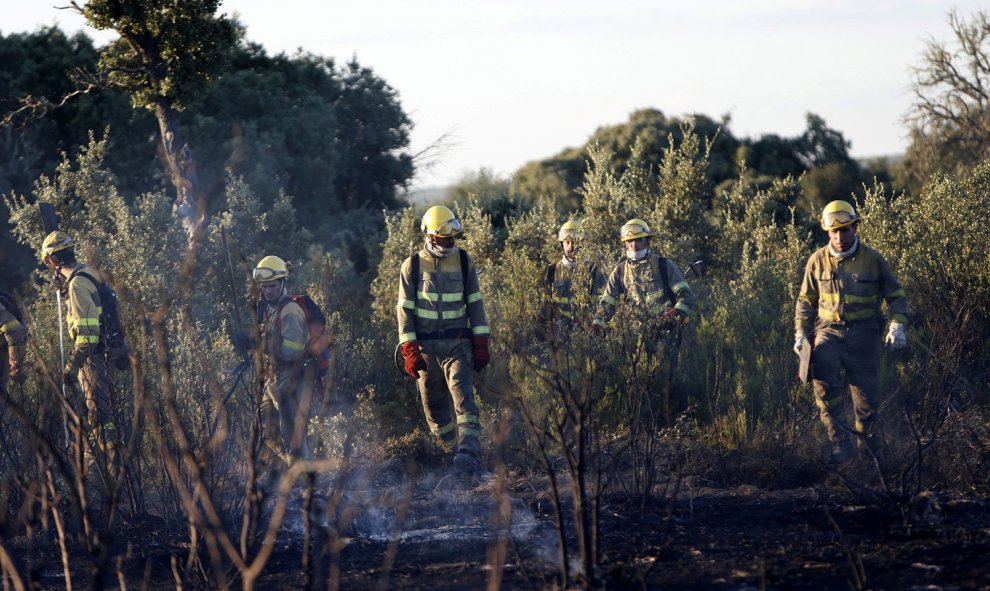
[71,269,103,294]
[411,253,420,290]
[653,255,677,306]
[459,248,469,290]
[545,263,556,292]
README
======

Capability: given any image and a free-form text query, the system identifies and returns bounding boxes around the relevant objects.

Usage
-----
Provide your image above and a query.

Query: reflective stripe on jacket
[66,264,103,353]
[597,253,696,323]
[543,260,607,320]
[0,303,28,348]
[796,242,909,335]
[397,247,490,345]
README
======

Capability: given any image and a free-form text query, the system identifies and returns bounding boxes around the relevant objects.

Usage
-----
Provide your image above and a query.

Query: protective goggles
[252,267,284,281]
[822,210,855,230]
[620,223,650,240]
[558,229,581,242]
[426,218,462,237]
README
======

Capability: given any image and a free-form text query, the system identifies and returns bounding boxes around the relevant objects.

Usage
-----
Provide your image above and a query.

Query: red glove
[401,341,427,378]
[472,336,490,372]
[660,308,686,330]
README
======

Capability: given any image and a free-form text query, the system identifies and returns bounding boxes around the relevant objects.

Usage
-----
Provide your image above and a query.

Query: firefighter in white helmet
[538,220,606,341]
[254,255,313,460]
[396,205,491,475]
[795,200,909,463]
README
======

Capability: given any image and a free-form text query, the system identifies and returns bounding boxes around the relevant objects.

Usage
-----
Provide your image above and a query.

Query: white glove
[793,333,807,356]
[885,321,907,350]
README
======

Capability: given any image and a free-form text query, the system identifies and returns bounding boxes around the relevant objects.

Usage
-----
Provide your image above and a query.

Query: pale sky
[4,0,986,189]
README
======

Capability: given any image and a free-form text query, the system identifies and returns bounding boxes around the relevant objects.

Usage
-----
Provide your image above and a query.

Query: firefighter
[794,200,909,463]
[594,218,696,333]
[0,294,28,391]
[40,231,114,452]
[537,220,607,340]
[396,205,491,475]
[254,255,314,460]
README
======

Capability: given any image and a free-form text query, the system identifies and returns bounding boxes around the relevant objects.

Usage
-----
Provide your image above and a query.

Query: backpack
[0,290,25,326]
[69,270,130,370]
[260,294,333,378]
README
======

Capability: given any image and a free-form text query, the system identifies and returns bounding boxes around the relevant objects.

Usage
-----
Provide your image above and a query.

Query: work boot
[453,452,481,476]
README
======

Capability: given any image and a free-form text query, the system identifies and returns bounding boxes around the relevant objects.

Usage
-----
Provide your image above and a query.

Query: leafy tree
[901,9,990,193]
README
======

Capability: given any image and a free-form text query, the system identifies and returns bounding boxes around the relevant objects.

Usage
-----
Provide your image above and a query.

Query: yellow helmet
[619,218,653,241]
[41,231,76,262]
[421,205,462,238]
[557,220,583,242]
[821,200,859,231]
[253,255,288,282]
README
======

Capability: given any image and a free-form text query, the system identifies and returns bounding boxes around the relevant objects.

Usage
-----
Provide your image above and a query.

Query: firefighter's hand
[62,362,77,385]
[9,363,26,385]
[472,336,490,372]
[884,321,906,350]
[793,333,807,356]
[659,307,686,330]
[401,341,427,378]
[231,330,256,355]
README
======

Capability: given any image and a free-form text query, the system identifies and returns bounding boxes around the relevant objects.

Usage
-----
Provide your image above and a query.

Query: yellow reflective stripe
[441,292,463,302]
[0,319,21,333]
[672,281,689,292]
[445,307,466,319]
[460,427,481,438]
[818,292,839,303]
[891,313,909,324]
[436,423,457,435]
[799,293,818,305]
[399,332,417,345]
[416,309,439,319]
[282,339,305,351]
[75,317,100,326]
[845,308,876,320]
[466,291,483,304]
[457,414,480,425]
[76,335,100,344]
[553,296,572,304]
[845,294,878,304]
[675,303,691,315]
[399,299,416,310]
[472,325,490,336]
[602,295,617,306]
[887,288,906,300]
[818,308,841,321]
[419,289,438,302]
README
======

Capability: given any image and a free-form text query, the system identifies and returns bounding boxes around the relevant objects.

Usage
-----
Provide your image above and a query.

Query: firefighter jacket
[596,252,696,324]
[795,240,909,337]
[64,264,103,370]
[397,247,490,345]
[541,258,607,323]
[261,295,309,367]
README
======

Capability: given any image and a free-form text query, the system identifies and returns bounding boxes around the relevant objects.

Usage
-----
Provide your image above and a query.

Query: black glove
[232,331,256,355]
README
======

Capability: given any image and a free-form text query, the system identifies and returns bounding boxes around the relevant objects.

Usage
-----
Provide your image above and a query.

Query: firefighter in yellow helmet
[396,205,491,475]
[537,220,606,341]
[0,291,28,390]
[40,231,115,455]
[795,200,909,463]
[594,218,696,331]
[254,255,314,460]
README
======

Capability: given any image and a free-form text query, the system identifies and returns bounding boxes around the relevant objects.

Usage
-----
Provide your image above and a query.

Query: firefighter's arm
[0,303,27,348]
[594,265,623,327]
[795,256,819,337]
[878,256,909,326]
[665,260,696,321]
[396,257,419,345]
[276,303,308,363]
[464,253,490,337]
[66,276,101,370]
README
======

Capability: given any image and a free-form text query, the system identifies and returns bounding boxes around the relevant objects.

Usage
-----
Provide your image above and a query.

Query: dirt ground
[15,462,990,590]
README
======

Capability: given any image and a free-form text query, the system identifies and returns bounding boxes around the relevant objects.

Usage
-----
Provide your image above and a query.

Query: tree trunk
[155,103,204,236]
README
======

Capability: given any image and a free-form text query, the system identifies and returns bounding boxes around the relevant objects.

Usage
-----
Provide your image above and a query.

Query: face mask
[627,247,649,261]
[426,239,455,258]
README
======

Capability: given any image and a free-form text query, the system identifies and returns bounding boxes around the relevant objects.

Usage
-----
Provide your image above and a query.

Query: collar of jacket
[828,236,859,260]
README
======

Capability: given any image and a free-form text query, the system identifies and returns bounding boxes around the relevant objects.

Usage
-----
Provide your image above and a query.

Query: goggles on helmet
[427,218,462,238]
[252,267,283,281]
[822,210,855,230]
[620,222,650,240]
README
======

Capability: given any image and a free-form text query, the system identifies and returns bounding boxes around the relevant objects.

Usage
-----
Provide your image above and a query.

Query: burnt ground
[12,463,990,590]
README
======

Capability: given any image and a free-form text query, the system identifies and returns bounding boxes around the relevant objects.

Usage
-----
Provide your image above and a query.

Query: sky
[3,0,987,190]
